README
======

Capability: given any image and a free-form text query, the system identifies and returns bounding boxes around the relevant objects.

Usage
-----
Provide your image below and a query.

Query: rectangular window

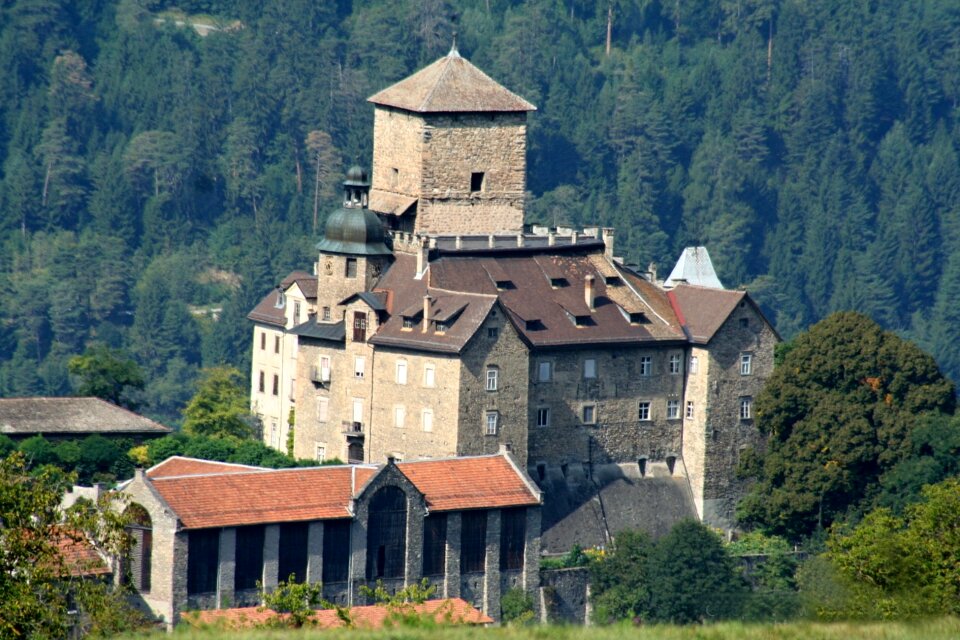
[488,327,499,339]
[470,171,485,193]
[669,354,681,374]
[234,525,265,592]
[260,332,266,350]
[538,361,552,382]
[345,258,358,278]
[422,514,447,577]
[536,407,550,427]
[278,523,309,584]
[422,409,433,432]
[667,399,680,420]
[686,401,695,419]
[402,317,415,330]
[689,356,699,374]
[319,356,331,382]
[584,358,597,379]
[315,443,326,461]
[392,167,400,187]
[322,520,350,583]
[352,399,364,424]
[187,529,220,595]
[424,364,436,388]
[486,367,499,391]
[582,404,596,424]
[394,406,405,428]
[272,374,279,396]
[435,321,448,333]
[353,312,367,342]
[485,411,499,435]
[354,356,365,379]
[740,353,753,375]
[638,401,651,421]
[740,318,749,328]
[318,397,329,422]
[740,397,753,420]
[274,336,280,354]
[500,508,526,571]
[294,301,301,323]
[460,510,487,573]
[639,356,652,376]
[322,306,331,322]
[396,360,407,384]
[258,370,265,393]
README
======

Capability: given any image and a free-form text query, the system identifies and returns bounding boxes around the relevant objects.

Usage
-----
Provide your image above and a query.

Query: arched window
[366,486,407,580]
[124,503,152,593]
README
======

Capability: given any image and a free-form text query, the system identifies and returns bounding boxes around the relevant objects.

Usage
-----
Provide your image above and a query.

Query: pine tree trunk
[42,163,51,207]
[313,156,321,235]
[606,5,613,56]
[767,19,774,82]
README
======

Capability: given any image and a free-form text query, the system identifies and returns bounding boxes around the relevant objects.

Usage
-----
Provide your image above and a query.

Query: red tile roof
[185,598,492,629]
[398,455,540,512]
[140,454,538,528]
[150,466,376,529]
[54,530,110,577]
[146,456,262,479]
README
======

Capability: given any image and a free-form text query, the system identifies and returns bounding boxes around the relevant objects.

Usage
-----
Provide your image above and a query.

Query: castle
[248,46,778,540]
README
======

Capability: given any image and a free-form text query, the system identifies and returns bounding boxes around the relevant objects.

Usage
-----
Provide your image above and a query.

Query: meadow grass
[118,617,960,640]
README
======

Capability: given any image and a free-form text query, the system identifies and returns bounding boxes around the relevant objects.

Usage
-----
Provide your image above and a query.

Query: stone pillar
[262,525,280,594]
[524,508,543,619]
[444,512,461,598]
[405,500,425,585]
[483,509,502,620]
[218,528,236,609]
[171,531,190,627]
[306,521,324,584]
[348,518,367,605]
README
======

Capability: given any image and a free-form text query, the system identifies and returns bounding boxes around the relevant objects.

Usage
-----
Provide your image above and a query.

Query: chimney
[422,294,432,332]
[517,234,525,247]
[602,227,615,258]
[548,232,556,246]
[488,234,495,248]
[571,231,579,244]
[584,275,596,311]
[455,235,462,249]
[416,237,429,275]
[647,262,658,283]
[386,455,396,465]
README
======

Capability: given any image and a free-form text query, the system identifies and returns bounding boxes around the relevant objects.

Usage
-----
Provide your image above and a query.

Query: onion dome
[316,168,391,256]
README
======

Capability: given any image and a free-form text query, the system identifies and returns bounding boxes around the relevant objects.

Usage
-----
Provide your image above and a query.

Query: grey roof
[340,291,388,312]
[316,205,392,256]
[664,246,724,289]
[290,319,346,342]
[0,398,172,436]
[367,49,536,114]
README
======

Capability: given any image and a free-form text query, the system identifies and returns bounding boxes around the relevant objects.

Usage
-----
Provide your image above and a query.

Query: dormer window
[550,277,569,288]
[471,172,485,193]
[274,290,285,308]
[605,275,622,286]
[402,317,415,330]
[629,312,648,324]
[525,319,545,331]
[435,321,448,333]
[495,280,515,291]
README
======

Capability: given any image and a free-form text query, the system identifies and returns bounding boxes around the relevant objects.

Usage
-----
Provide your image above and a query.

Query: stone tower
[367,45,536,236]
[315,167,392,323]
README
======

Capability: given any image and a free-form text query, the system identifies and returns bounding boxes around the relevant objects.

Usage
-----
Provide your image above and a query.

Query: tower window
[391,167,399,188]
[346,258,358,278]
[470,172,485,193]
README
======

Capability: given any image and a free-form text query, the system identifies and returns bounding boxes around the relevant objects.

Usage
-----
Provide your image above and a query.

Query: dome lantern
[317,167,391,256]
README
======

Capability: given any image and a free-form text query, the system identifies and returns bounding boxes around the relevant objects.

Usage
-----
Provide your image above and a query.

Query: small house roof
[0,397,171,437]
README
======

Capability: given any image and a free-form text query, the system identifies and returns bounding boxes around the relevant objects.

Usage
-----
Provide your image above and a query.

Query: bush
[501,587,535,625]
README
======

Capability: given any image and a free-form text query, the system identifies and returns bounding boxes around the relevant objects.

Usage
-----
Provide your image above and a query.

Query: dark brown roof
[368,51,535,113]
[667,285,746,344]
[140,453,538,529]
[247,288,286,327]
[0,397,171,436]
[283,271,317,299]
[369,254,497,353]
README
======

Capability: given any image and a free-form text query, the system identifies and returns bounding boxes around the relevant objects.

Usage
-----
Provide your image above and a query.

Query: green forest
[2,0,959,425]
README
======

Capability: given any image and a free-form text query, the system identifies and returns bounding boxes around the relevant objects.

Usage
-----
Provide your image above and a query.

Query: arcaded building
[248,47,778,538]
[120,452,541,627]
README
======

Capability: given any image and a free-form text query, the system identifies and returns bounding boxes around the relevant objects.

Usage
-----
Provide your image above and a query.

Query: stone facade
[371,108,527,235]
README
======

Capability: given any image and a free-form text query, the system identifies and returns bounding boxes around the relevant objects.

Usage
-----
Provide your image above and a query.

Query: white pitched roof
[664,247,724,289]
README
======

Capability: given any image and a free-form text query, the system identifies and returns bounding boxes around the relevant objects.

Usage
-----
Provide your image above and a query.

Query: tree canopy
[738,312,956,538]
[181,366,256,439]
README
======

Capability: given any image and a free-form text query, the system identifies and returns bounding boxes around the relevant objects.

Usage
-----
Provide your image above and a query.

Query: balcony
[310,365,331,384]
[342,420,364,438]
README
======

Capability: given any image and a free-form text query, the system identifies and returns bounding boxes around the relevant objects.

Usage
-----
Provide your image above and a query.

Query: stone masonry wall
[371,107,425,199]
[457,306,529,461]
[700,301,778,529]
[680,345,712,519]
[527,345,686,470]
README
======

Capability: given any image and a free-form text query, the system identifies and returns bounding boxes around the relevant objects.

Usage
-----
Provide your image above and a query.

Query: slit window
[234,525,265,592]
[460,510,487,573]
[536,407,550,427]
[740,396,753,420]
[422,513,447,577]
[187,529,220,595]
[322,520,351,583]
[278,522,309,584]
[499,508,526,571]
[470,172,485,193]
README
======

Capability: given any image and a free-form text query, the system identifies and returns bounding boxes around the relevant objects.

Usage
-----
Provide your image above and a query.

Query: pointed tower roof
[368,47,536,114]
[664,247,724,289]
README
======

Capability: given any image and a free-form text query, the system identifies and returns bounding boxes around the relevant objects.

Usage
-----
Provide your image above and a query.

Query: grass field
[119,617,960,640]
